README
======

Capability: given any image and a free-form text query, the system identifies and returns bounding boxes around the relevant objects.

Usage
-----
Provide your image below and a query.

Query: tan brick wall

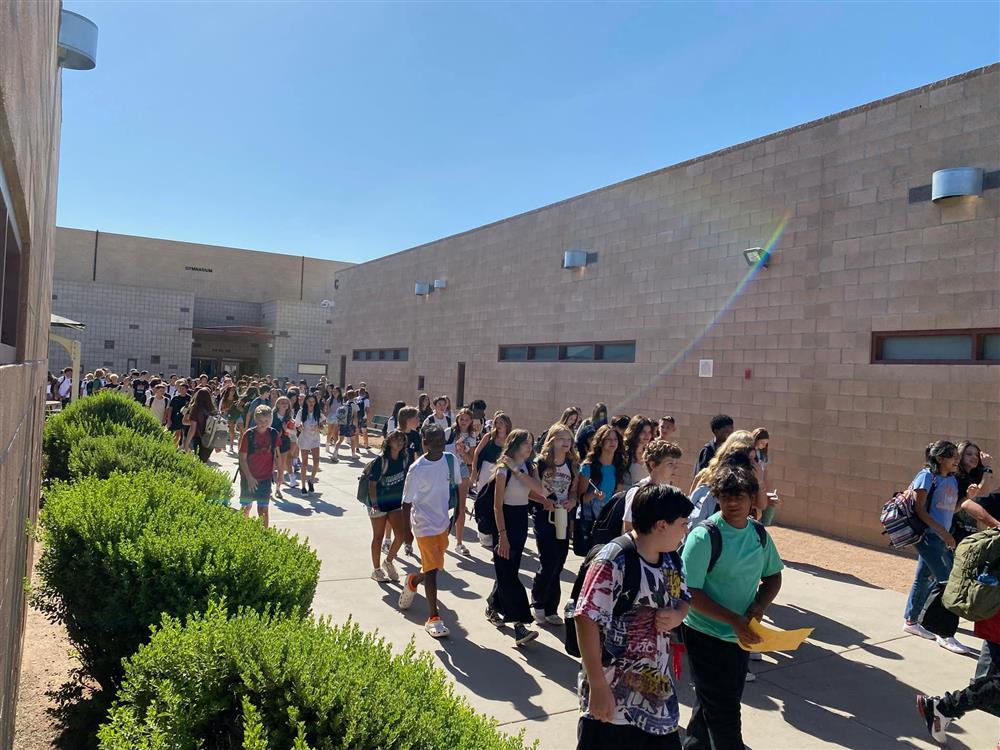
[0,1,62,744]
[330,64,999,548]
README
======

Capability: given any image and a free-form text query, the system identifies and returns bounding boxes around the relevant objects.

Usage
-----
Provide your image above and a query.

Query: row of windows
[0,169,22,364]
[353,348,409,362]
[498,341,636,363]
[872,330,1000,364]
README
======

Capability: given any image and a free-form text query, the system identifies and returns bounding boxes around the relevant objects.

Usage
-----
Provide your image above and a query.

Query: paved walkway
[213,447,997,749]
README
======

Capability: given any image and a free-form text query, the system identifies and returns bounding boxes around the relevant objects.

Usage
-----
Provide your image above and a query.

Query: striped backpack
[880,480,935,549]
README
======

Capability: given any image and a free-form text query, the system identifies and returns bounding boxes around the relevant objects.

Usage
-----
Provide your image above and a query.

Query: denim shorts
[239,477,272,506]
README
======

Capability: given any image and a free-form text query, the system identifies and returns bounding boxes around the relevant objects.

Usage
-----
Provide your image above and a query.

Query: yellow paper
[738,618,813,653]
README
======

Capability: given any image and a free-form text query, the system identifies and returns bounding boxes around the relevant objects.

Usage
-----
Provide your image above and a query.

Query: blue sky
[58,1,999,263]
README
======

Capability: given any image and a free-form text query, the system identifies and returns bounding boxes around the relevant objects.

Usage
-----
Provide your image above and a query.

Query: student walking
[486,429,548,645]
[658,415,677,441]
[356,385,373,452]
[417,393,433,425]
[166,381,190,447]
[219,384,240,451]
[531,425,579,626]
[623,440,684,533]
[336,389,360,461]
[295,393,325,494]
[147,383,170,427]
[182,387,215,463]
[398,425,463,638]
[56,367,73,407]
[238,404,280,528]
[694,414,735,475]
[472,413,512,494]
[323,385,343,451]
[680,463,784,750]
[903,440,972,654]
[270,395,295,500]
[448,408,478,555]
[574,424,627,554]
[422,396,453,430]
[575,402,608,459]
[575,483,693,750]
[623,415,655,484]
[367,430,410,582]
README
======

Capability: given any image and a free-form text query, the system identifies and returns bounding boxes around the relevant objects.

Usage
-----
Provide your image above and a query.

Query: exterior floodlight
[320,299,334,308]
[562,250,588,269]
[932,168,984,202]
[433,279,447,289]
[414,282,430,296]
[743,247,770,268]
[58,10,99,70]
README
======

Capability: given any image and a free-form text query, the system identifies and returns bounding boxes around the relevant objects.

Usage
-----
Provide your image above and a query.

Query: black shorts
[577,718,681,750]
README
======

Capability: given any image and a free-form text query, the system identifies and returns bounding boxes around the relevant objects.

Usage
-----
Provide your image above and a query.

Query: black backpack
[699,517,768,573]
[564,534,642,657]
[590,484,641,550]
[473,472,505,536]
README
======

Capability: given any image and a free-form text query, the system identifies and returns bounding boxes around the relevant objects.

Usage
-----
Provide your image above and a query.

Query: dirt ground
[12,523,915,747]
[13,545,76,750]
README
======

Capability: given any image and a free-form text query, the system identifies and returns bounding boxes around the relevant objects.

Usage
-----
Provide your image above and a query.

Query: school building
[48,228,352,380]
[328,64,1000,548]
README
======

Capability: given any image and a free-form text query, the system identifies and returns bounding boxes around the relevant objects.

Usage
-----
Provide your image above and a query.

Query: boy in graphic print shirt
[574,484,693,749]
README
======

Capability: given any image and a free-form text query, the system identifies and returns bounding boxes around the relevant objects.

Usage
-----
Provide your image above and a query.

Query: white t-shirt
[423,414,452,430]
[627,461,649,485]
[498,461,532,506]
[57,376,72,399]
[149,395,169,423]
[622,478,652,524]
[541,460,575,507]
[402,454,462,537]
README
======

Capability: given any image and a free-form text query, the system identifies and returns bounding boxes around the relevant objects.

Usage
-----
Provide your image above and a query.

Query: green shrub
[98,603,535,750]
[68,428,232,503]
[43,391,169,481]
[32,472,320,693]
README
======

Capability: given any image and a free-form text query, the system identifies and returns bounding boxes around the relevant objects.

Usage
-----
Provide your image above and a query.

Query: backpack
[699,517,768,573]
[591,484,641,549]
[474,471,504,536]
[204,413,229,450]
[357,456,381,506]
[444,453,458,512]
[880,480,936,549]
[564,534,644,657]
[336,402,350,425]
[944,528,1000,622]
[357,397,367,419]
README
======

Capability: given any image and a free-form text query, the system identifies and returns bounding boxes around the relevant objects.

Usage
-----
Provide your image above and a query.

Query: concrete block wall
[329,64,1000,547]
[192,298,262,328]
[48,280,194,375]
[264,300,336,381]
[0,1,61,744]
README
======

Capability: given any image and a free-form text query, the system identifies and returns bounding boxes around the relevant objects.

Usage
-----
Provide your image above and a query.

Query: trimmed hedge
[68,428,232,503]
[98,603,535,750]
[32,472,320,692]
[43,390,169,481]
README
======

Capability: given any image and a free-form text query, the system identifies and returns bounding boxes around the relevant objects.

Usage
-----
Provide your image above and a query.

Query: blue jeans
[904,532,954,623]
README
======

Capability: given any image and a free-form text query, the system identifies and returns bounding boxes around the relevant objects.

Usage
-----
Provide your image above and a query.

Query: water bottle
[564,599,576,624]
[977,572,998,585]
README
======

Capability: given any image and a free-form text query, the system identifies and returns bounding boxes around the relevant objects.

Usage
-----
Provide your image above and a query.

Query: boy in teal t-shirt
[680,463,783,750]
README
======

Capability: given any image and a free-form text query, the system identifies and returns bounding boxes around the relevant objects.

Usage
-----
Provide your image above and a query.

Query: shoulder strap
[750,519,768,549]
[702,519,724,574]
[444,453,456,488]
[611,534,641,618]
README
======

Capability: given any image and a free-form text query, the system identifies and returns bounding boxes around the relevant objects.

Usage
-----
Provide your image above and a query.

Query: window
[872,330,1000,364]
[352,348,409,362]
[297,363,328,376]
[0,171,23,363]
[105,340,115,350]
[150,355,161,365]
[499,341,636,363]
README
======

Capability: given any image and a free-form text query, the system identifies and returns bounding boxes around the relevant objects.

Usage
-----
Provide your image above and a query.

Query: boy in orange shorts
[398,424,462,638]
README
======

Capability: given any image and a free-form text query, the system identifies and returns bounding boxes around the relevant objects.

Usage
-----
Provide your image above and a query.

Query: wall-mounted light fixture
[743,247,770,268]
[562,250,598,269]
[58,10,99,70]
[433,279,447,290]
[932,167,984,202]
[414,282,431,296]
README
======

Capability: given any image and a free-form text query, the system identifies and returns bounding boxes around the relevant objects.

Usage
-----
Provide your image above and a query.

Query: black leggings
[488,504,531,624]
[531,503,569,616]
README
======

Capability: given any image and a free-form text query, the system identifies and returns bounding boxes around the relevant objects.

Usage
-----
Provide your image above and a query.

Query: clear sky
[57,1,999,263]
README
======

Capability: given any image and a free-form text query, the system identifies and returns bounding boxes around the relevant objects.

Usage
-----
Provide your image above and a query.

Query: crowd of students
[55,368,1000,748]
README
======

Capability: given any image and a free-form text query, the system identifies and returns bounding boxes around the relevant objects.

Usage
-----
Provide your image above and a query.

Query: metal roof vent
[58,10,99,70]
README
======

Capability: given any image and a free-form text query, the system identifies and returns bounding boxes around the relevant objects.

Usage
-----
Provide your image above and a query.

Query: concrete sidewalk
[214,447,997,749]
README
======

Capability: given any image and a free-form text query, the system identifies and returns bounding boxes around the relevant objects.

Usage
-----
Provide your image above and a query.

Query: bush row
[33,471,320,692]
[98,603,533,750]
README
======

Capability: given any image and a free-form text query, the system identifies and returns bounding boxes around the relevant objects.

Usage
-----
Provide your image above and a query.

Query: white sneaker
[478,532,493,548]
[903,621,937,640]
[404,544,414,557]
[937,636,974,655]
[371,568,389,582]
[398,575,418,610]
[745,670,756,683]
[454,542,469,555]
[917,695,952,743]
[425,617,449,638]
[545,614,564,626]
[381,540,390,555]
[532,609,547,626]
[382,559,399,582]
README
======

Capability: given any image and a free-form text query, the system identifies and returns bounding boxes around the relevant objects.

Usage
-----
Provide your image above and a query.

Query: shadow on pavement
[782,559,881,590]
[743,643,982,750]
[765,603,901,660]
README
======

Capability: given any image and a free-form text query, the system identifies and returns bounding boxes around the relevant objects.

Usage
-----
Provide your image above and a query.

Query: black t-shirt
[406,429,422,463]
[169,394,190,428]
[370,454,408,506]
[132,380,149,403]
[477,439,503,471]
[694,441,717,475]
